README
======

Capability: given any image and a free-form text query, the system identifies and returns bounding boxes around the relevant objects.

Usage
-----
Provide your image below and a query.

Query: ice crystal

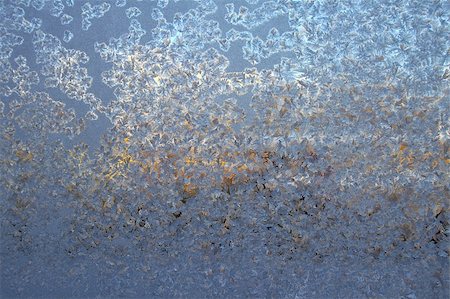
[0,0,449,298]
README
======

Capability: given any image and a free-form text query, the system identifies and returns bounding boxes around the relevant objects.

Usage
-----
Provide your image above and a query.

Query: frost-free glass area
[0,0,449,298]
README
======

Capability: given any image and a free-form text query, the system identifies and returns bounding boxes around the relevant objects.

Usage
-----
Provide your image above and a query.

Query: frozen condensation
[0,0,449,298]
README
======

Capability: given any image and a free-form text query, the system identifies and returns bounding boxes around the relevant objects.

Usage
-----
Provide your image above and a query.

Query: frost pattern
[0,0,449,298]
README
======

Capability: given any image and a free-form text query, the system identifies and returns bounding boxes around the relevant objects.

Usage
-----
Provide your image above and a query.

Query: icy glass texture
[0,0,449,298]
